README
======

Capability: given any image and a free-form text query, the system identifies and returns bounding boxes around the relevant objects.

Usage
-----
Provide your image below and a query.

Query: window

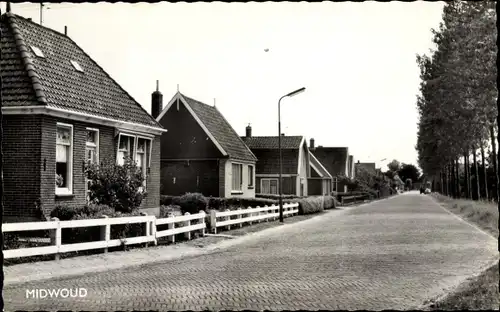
[248,165,254,187]
[70,60,84,72]
[261,179,278,195]
[232,163,243,192]
[116,132,153,190]
[85,128,99,202]
[56,123,73,195]
[136,137,151,191]
[117,134,135,165]
[30,46,44,58]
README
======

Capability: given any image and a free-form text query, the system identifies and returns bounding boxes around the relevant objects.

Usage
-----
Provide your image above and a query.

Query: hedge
[297,195,337,215]
[255,194,303,200]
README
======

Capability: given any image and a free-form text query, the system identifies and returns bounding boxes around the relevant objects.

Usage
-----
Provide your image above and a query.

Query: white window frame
[116,131,153,192]
[85,128,99,202]
[231,163,243,193]
[55,122,74,196]
[136,135,153,191]
[116,133,136,166]
[260,178,279,195]
[248,165,254,188]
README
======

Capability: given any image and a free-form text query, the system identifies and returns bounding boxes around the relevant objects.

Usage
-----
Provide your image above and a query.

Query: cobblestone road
[4,193,498,311]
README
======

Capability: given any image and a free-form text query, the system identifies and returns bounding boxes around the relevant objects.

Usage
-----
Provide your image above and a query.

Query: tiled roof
[180,93,257,162]
[309,151,332,178]
[310,147,349,177]
[0,13,162,129]
[241,136,304,150]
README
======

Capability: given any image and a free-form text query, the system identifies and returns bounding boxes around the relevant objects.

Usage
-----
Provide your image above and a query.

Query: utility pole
[40,2,44,25]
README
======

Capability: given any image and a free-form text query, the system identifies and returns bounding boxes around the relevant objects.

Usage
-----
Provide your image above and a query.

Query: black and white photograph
[0,1,498,311]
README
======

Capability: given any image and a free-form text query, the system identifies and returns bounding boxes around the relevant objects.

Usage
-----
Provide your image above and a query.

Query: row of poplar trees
[416,1,499,201]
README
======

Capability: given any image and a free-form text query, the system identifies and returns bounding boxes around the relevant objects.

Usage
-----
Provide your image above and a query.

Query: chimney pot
[281,133,285,136]
[64,26,67,36]
[310,138,315,149]
[151,81,163,119]
[245,124,252,138]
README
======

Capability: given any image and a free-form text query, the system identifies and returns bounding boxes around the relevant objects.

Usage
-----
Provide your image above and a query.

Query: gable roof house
[1,13,166,222]
[155,91,257,198]
[308,150,333,196]
[241,128,310,196]
[309,138,350,193]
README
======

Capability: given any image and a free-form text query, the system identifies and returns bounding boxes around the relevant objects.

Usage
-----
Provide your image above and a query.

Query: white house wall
[224,159,256,198]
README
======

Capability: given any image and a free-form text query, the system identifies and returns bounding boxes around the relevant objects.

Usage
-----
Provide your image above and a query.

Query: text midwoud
[26,288,88,299]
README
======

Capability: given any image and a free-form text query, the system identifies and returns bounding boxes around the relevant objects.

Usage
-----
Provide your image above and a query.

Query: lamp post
[279,87,306,223]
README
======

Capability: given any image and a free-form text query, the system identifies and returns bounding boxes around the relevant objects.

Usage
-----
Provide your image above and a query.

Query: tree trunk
[449,162,455,198]
[473,147,480,200]
[463,151,469,199]
[455,158,460,198]
[491,125,499,201]
[444,166,449,196]
[480,144,489,200]
[440,170,444,194]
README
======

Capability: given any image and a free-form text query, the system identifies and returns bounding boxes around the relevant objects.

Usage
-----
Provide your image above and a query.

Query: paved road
[4,193,498,311]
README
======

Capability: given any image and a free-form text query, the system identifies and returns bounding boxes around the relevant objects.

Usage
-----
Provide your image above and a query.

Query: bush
[297,197,325,215]
[323,195,338,209]
[159,205,182,218]
[178,193,208,214]
[160,195,181,207]
[85,157,147,213]
[255,194,303,200]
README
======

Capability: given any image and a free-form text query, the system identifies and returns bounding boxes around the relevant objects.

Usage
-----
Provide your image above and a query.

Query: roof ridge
[213,105,257,161]
[4,13,47,105]
[7,13,161,129]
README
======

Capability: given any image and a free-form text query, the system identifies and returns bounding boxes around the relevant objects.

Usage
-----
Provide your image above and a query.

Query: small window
[232,163,243,192]
[136,137,151,191]
[248,165,254,187]
[56,123,73,195]
[261,179,278,195]
[85,128,99,202]
[30,46,45,58]
[117,134,135,165]
[70,60,84,72]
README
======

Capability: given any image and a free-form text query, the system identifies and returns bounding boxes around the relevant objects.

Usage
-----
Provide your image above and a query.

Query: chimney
[310,138,315,149]
[281,133,285,136]
[6,1,11,13]
[245,124,252,138]
[64,26,67,36]
[151,80,163,119]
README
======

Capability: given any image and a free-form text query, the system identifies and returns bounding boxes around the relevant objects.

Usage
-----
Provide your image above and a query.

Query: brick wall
[3,115,42,222]
[140,135,161,213]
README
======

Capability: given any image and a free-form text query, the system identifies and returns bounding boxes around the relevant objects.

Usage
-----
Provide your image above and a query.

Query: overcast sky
[2,2,445,170]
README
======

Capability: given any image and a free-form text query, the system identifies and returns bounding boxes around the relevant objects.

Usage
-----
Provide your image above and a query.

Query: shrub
[159,205,182,218]
[50,204,77,221]
[255,194,303,200]
[178,193,208,214]
[160,195,181,206]
[323,195,337,209]
[297,197,324,215]
[85,157,147,213]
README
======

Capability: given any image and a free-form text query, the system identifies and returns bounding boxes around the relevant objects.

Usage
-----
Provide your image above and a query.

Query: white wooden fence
[209,203,299,234]
[3,211,206,260]
[3,202,301,260]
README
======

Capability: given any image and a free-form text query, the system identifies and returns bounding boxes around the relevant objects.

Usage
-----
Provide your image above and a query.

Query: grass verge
[429,193,499,311]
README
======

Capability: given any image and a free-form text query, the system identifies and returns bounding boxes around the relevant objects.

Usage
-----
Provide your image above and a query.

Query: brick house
[155,91,257,198]
[1,13,166,222]
[241,129,310,196]
[307,150,333,195]
[308,138,350,193]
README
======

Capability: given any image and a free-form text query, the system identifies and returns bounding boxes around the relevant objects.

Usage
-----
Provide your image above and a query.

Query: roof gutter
[2,105,167,135]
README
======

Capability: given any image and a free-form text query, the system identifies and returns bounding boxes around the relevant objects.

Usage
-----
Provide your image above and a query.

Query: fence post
[210,210,217,234]
[184,212,191,240]
[237,208,243,228]
[199,211,206,237]
[140,212,150,247]
[226,209,231,231]
[249,207,255,225]
[167,212,175,244]
[100,215,110,253]
[151,215,157,246]
[50,217,61,261]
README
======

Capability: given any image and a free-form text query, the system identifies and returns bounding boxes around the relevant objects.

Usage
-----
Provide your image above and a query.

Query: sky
[1,2,445,171]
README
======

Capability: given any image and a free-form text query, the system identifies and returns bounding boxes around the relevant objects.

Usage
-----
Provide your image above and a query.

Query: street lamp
[278,87,306,223]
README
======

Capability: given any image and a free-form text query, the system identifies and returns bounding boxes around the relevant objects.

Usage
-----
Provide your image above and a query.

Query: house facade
[307,151,333,195]
[1,13,165,222]
[241,129,310,196]
[309,138,350,193]
[155,92,257,198]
